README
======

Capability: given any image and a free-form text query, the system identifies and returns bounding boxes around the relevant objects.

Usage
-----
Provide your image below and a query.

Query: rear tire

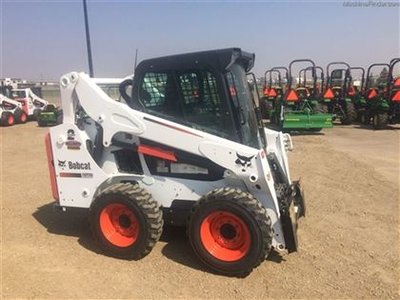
[341,102,356,125]
[372,112,388,130]
[188,188,272,277]
[1,112,15,126]
[89,182,163,260]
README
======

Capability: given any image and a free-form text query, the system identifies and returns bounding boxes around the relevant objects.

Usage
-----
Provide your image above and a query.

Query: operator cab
[123,48,263,149]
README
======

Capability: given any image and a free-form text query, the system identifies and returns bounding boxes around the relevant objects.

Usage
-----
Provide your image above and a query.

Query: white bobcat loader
[46,48,305,276]
[12,88,49,120]
[0,93,27,126]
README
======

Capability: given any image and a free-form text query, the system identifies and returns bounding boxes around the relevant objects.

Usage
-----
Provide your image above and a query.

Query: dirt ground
[1,122,399,299]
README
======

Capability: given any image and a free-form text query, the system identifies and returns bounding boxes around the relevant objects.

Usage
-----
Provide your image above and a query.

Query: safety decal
[65,129,81,150]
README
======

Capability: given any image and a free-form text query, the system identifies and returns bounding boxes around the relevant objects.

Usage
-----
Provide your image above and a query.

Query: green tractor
[321,62,357,125]
[268,59,332,131]
[299,65,325,101]
[37,104,63,127]
[346,67,368,122]
[387,58,400,125]
[363,63,391,129]
[260,68,285,120]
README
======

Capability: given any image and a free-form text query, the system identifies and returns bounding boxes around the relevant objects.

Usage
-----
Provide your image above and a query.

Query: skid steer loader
[12,88,49,120]
[0,94,27,125]
[45,48,305,276]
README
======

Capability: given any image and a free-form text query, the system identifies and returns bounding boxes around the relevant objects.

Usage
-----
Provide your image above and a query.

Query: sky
[1,0,399,81]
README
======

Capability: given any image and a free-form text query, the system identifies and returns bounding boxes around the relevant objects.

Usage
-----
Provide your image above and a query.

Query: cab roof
[135,48,255,74]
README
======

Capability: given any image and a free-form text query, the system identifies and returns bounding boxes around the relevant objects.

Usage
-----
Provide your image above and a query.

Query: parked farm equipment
[45,48,305,276]
[322,62,357,125]
[363,63,391,129]
[267,59,332,131]
[37,104,63,127]
[261,69,283,119]
[346,67,368,122]
[299,65,325,100]
[387,58,400,124]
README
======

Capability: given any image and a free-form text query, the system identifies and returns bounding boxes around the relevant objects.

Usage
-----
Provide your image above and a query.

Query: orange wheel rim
[200,211,251,262]
[99,203,139,247]
[8,115,14,125]
[20,113,26,122]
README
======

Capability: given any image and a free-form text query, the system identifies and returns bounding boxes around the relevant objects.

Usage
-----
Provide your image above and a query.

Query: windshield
[225,64,261,149]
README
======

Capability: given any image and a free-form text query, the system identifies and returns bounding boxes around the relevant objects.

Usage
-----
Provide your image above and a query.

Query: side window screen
[140,72,167,107]
[140,72,183,121]
[138,69,237,143]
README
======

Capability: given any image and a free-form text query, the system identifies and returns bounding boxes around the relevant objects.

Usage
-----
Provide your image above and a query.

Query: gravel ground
[1,122,399,299]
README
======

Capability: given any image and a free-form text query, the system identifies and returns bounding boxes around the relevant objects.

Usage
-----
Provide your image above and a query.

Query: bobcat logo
[235,153,254,167]
[58,160,66,169]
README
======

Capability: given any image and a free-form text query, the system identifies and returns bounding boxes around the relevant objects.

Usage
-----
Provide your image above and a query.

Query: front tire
[188,188,272,277]
[18,111,28,123]
[89,183,163,260]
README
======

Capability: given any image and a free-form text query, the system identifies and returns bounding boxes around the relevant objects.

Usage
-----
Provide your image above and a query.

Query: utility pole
[83,0,94,77]
[134,49,138,70]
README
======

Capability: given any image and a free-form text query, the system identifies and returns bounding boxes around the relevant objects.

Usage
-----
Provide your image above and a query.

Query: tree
[376,67,388,86]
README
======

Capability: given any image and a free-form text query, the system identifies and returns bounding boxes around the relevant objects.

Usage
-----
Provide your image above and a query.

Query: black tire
[341,102,356,125]
[372,112,388,130]
[37,120,46,127]
[15,109,28,124]
[188,187,272,277]
[33,109,41,120]
[0,111,15,126]
[89,182,163,260]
